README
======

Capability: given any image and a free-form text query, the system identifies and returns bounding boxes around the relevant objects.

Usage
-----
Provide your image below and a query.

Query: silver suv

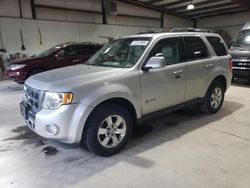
[21,32,232,156]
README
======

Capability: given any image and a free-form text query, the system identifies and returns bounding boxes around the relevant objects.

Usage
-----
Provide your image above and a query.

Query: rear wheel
[201,81,225,114]
[81,103,133,157]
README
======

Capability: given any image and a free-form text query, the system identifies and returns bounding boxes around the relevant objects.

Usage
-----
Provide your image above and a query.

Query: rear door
[183,36,212,101]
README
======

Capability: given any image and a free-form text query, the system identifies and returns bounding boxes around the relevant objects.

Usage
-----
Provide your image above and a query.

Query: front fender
[74,83,141,143]
[79,83,141,118]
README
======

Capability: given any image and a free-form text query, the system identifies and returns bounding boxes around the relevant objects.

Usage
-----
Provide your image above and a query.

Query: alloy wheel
[210,87,223,109]
[97,115,127,148]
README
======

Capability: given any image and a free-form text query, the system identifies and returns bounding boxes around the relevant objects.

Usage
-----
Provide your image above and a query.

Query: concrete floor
[0,80,249,188]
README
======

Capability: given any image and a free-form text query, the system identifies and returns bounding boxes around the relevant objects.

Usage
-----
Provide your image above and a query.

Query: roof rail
[171,28,210,33]
[137,31,159,34]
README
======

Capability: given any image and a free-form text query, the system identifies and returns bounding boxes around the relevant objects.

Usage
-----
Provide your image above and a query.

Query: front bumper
[20,101,93,143]
[232,68,250,79]
[5,69,27,82]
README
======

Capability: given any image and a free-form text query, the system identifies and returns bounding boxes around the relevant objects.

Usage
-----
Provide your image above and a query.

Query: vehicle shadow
[66,99,244,184]
[123,100,243,160]
[1,99,244,186]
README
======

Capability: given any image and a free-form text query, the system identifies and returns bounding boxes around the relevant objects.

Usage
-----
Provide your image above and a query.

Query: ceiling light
[187,2,194,10]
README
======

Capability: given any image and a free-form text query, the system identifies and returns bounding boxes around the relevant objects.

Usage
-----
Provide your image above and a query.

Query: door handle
[205,64,213,68]
[173,70,183,75]
[73,59,81,63]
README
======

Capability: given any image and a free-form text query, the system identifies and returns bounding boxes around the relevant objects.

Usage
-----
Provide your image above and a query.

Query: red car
[5,42,103,83]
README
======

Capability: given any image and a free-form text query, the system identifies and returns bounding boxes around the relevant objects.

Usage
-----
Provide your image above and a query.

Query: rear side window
[78,45,94,55]
[206,36,228,56]
[183,36,208,60]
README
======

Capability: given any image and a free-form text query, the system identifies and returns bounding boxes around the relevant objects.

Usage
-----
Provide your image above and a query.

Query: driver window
[149,37,180,65]
[56,46,78,57]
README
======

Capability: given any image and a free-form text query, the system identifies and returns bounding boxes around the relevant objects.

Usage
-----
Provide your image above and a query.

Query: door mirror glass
[143,56,166,71]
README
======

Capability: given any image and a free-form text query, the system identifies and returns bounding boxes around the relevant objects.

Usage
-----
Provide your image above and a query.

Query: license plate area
[20,102,27,119]
[20,102,36,129]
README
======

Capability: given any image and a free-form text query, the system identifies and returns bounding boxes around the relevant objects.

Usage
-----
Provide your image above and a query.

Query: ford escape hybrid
[21,32,232,156]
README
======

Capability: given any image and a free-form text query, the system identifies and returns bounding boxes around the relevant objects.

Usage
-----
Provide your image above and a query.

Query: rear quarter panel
[201,55,232,97]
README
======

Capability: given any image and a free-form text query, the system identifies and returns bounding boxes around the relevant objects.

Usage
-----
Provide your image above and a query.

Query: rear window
[206,36,227,56]
[183,36,208,60]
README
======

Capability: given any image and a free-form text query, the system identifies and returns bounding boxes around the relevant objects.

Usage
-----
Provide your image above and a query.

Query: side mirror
[142,57,166,71]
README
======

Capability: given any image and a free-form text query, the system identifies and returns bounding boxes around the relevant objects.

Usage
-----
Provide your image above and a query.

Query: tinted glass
[233,29,250,47]
[86,37,151,68]
[183,37,208,60]
[149,37,180,65]
[206,36,227,56]
[79,45,94,55]
[57,46,78,57]
[37,45,62,57]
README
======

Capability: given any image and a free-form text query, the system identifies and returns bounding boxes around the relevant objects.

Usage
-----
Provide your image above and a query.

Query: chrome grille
[24,85,44,112]
[233,60,250,68]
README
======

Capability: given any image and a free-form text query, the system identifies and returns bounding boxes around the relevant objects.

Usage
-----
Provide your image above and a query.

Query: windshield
[37,45,63,57]
[233,29,250,47]
[86,37,151,68]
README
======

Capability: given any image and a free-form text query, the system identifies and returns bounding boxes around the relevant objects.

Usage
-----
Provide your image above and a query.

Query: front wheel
[81,103,133,157]
[201,81,225,114]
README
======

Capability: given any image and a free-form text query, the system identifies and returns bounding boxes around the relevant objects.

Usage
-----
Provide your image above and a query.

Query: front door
[139,37,187,115]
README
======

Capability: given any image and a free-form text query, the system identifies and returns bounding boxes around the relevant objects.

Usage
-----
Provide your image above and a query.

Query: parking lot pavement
[0,80,250,188]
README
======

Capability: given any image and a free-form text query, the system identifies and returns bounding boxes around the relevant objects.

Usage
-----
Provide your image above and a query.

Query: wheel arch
[202,74,228,97]
[75,95,140,143]
[90,97,138,125]
[213,75,227,91]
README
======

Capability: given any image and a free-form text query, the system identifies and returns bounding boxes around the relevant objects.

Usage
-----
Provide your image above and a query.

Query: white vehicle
[21,32,232,156]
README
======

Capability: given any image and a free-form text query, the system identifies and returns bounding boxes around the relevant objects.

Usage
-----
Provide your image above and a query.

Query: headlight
[10,64,26,70]
[43,92,73,110]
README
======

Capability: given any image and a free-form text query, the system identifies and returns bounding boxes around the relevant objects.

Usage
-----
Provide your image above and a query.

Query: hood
[229,46,250,59]
[25,64,126,91]
[9,56,44,65]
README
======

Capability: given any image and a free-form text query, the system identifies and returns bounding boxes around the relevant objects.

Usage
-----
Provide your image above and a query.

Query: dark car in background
[5,42,103,83]
[229,22,250,81]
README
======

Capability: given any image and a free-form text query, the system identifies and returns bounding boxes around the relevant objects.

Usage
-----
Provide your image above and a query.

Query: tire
[81,103,133,157]
[201,80,225,114]
[27,69,44,79]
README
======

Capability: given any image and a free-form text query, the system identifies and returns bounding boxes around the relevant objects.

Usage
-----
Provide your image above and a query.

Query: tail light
[229,58,233,72]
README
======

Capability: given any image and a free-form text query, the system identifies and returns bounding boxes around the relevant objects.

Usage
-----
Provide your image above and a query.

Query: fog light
[45,124,59,135]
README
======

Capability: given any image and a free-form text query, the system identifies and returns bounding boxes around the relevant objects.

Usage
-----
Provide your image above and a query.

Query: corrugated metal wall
[197,12,250,38]
[0,17,163,55]
[0,0,193,55]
